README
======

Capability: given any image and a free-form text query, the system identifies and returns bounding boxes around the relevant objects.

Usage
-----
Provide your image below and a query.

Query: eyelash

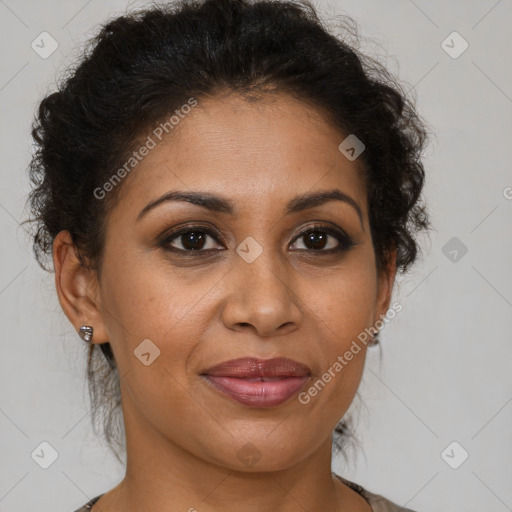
[158,223,356,256]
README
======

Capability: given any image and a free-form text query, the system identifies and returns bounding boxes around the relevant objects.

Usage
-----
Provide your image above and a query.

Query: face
[56,92,396,472]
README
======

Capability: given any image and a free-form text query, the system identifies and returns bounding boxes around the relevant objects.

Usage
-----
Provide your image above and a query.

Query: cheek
[98,257,209,427]
[98,253,206,371]
[305,259,378,346]
[296,261,377,415]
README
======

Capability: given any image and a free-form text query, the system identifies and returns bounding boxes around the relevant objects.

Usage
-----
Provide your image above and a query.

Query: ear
[374,245,398,323]
[53,230,109,344]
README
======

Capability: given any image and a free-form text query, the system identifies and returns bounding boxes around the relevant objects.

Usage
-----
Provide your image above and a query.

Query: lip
[200,357,312,408]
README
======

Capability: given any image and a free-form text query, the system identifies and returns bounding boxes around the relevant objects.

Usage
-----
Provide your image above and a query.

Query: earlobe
[53,230,109,344]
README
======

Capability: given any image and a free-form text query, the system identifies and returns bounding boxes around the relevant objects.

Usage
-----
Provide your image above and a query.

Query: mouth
[200,357,312,408]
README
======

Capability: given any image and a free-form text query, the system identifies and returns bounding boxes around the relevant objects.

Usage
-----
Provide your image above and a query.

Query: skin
[54,91,396,512]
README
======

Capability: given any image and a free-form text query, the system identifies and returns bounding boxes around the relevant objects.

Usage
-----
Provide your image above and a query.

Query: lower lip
[201,375,310,407]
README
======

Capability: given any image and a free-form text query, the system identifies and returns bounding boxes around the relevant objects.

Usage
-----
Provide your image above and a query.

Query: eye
[289,225,355,253]
[159,226,224,254]
[159,223,356,256]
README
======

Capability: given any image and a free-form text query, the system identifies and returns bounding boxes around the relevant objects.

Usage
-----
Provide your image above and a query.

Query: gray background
[1,0,511,510]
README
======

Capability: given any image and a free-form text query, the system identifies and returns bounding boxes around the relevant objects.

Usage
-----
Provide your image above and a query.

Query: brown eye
[177,231,207,250]
[160,227,224,253]
[290,226,355,253]
[301,230,331,250]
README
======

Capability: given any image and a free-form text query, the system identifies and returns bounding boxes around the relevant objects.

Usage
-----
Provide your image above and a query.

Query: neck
[104,393,352,512]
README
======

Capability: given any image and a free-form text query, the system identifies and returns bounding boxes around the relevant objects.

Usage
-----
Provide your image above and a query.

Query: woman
[24,0,430,510]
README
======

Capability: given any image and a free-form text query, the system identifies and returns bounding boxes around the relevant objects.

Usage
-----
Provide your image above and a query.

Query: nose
[221,251,303,338]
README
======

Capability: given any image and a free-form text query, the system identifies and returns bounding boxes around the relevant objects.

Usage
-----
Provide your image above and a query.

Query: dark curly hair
[22,0,431,465]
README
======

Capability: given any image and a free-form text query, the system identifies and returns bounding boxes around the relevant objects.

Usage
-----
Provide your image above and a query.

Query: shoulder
[72,494,104,512]
[333,473,419,512]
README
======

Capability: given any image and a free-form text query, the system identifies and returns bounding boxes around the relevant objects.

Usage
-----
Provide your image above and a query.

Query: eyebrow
[137,188,364,227]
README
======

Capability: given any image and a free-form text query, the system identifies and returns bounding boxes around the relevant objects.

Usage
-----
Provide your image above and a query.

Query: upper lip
[202,357,312,378]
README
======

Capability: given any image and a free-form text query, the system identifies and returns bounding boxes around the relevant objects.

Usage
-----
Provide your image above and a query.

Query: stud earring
[78,325,93,342]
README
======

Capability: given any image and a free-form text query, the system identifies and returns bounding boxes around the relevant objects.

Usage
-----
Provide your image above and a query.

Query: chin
[205,436,314,473]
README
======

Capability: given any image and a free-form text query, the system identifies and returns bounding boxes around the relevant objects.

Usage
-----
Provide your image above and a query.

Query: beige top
[334,473,418,511]
[73,473,418,512]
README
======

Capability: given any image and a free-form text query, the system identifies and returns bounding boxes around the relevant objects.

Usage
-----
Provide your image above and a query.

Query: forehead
[114,92,367,218]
